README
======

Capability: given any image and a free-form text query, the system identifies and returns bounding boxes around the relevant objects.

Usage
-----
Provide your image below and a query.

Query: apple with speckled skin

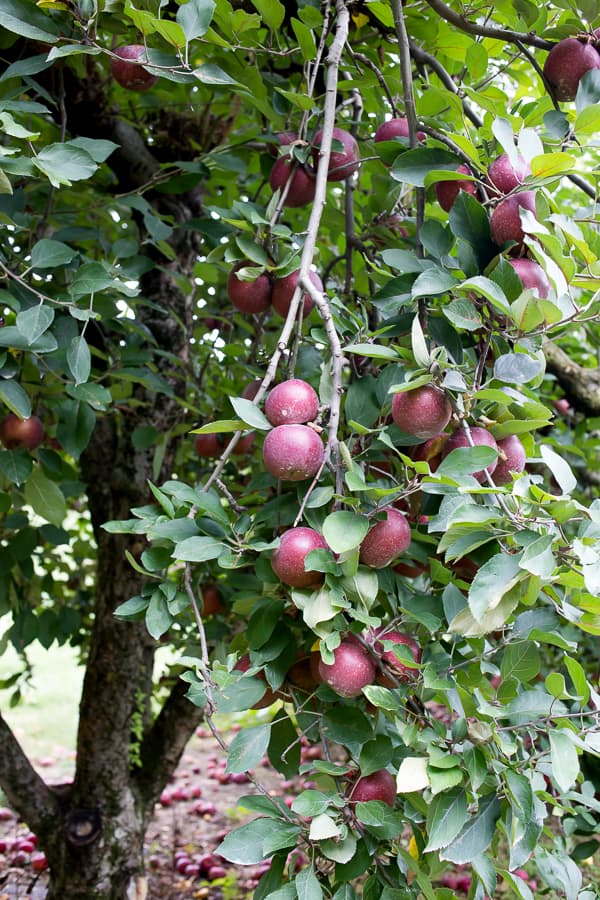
[271,527,329,588]
[359,508,411,569]
[391,384,452,440]
[490,191,537,246]
[543,38,600,102]
[443,427,498,482]
[110,45,157,92]
[0,414,44,450]
[313,127,360,181]
[269,157,316,208]
[227,263,271,314]
[318,640,375,697]
[507,258,550,298]
[272,269,322,318]
[263,424,324,481]
[493,434,526,485]
[349,769,396,807]
[487,153,531,194]
[435,164,479,212]
[265,379,319,426]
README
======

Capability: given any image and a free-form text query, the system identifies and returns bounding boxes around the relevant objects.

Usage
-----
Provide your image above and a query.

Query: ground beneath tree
[0,723,296,900]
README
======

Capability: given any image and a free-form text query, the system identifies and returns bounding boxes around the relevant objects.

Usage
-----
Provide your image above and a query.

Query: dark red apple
[272,269,323,318]
[374,117,426,143]
[242,379,262,401]
[374,630,421,683]
[435,164,479,212]
[230,432,255,455]
[411,432,450,472]
[265,379,319,426]
[201,584,222,615]
[318,640,376,697]
[110,45,158,92]
[267,131,297,156]
[262,424,324,481]
[443,426,498,482]
[391,384,452,440]
[349,769,396,807]
[487,153,531,194]
[543,38,600,102]
[312,127,360,181]
[271,527,329,588]
[269,158,316,208]
[492,434,526,485]
[507,258,550,298]
[359,508,411,569]
[490,191,537,246]
[0,414,44,450]
[227,263,271,314]
[194,432,222,458]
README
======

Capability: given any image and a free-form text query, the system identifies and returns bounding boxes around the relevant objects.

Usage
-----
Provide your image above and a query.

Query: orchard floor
[0,724,290,900]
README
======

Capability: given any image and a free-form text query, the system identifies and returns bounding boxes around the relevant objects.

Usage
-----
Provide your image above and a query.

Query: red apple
[349,769,397,806]
[110,45,158,92]
[443,426,498,482]
[262,424,324,481]
[194,432,222,458]
[554,397,571,417]
[374,117,426,144]
[543,38,600,102]
[490,191,537,246]
[391,384,452,440]
[492,434,526,485]
[272,269,322,318]
[435,164,479,212]
[359,508,411,568]
[227,263,272,314]
[411,432,450,472]
[312,127,360,181]
[201,584,222,615]
[374,630,421,683]
[271,527,329,588]
[242,379,262,401]
[269,157,316,208]
[507,258,550,298]
[265,379,319,426]
[318,640,376,697]
[0,414,44,450]
[487,153,531,194]
[267,131,297,156]
[230,432,255,455]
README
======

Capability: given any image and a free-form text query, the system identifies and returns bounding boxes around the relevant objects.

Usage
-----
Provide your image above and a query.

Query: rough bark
[543,339,600,415]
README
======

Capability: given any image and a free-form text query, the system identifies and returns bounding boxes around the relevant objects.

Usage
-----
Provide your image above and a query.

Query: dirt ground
[0,724,294,900]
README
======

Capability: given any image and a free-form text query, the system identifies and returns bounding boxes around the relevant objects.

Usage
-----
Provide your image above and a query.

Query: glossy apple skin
[349,769,396,806]
[269,158,316,208]
[262,424,324,481]
[507,258,550,298]
[490,191,537,246]
[543,38,600,102]
[435,164,479,212]
[391,384,452,440]
[313,127,360,181]
[318,640,375,697]
[374,117,426,143]
[110,45,158,92]
[359,508,411,569]
[0,414,44,450]
[374,630,421,683]
[272,269,322,318]
[271,527,329,588]
[487,153,531,194]
[265,379,319,426]
[227,263,272,314]
[443,426,498,482]
[492,434,527,485]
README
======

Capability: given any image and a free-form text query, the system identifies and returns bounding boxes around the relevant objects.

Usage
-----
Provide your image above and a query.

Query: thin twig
[423,0,553,50]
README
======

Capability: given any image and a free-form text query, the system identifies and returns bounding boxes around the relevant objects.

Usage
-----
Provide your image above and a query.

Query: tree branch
[423,0,553,50]
[408,39,483,128]
[543,339,600,415]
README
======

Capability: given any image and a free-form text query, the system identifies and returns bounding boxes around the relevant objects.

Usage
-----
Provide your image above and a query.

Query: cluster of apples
[227,264,323,317]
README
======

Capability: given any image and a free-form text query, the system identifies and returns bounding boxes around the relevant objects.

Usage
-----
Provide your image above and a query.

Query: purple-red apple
[265,379,319,426]
[490,191,537,246]
[201,584,222,615]
[435,164,479,212]
[262,424,324,481]
[110,45,158,92]
[374,117,426,144]
[267,131,297,156]
[271,269,323,318]
[492,434,526,485]
[271,527,329,588]
[487,153,531,194]
[312,127,360,181]
[349,769,397,807]
[411,432,450,472]
[507,258,550,298]
[269,158,316,208]
[227,262,271,314]
[194,432,222,458]
[543,38,600,102]
[391,385,452,440]
[0,414,44,450]
[318,640,376,697]
[443,426,498,482]
[359,508,411,569]
[374,629,422,683]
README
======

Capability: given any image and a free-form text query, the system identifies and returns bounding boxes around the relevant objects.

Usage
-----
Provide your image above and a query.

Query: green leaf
[250,0,285,30]
[295,866,323,900]
[24,466,66,527]
[519,534,555,579]
[355,802,405,839]
[411,267,457,300]
[0,449,32,484]
[291,18,316,60]
[344,343,399,361]
[443,298,482,331]
[30,239,77,269]
[15,305,55,345]
[530,152,573,179]
[0,380,31,418]
[505,690,567,724]
[176,0,216,40]
[391,148,461,186]
[468,552,523,622]
[217,818,276,864]
[193,64,241,86]
[449,193,495,269]
[441,795,501,864]
[549,730,579,793]
[172,536,225,562]
[500,642,541,683]
[0,0,60,42]
[226,724,272,774]
[145,591,173,639]
[540,445,577,495]
[229,396,271,430]
[34,143,98,187]
[67,335,91,386]
[493,353,545,385]
[436,445,497,480]
[192,419,244,433]
[425,788,469,852]
[322,510,370,554]
[535,846,582,900]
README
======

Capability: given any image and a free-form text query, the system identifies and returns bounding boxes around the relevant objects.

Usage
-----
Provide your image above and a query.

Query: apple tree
[0,0,600,897]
